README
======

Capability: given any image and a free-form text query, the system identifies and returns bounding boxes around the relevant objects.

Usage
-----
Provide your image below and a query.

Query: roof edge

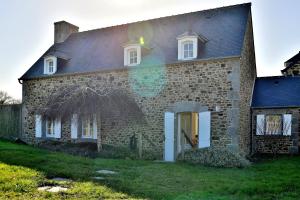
[19,55,241,81]
[251,105,300,109]
[76,3,252,35]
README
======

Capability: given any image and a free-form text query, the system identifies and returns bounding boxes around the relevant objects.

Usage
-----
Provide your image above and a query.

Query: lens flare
[128,54,166,98]
[139,37,145,45]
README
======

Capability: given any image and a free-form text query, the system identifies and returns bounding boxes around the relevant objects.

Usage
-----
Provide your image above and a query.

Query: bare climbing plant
[36,85,145,122]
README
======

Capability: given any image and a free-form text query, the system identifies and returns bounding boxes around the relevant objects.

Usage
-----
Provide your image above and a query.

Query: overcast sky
[0,0,300,99]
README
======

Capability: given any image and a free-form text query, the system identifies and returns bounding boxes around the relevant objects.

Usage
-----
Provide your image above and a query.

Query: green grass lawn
[0,140,299,200]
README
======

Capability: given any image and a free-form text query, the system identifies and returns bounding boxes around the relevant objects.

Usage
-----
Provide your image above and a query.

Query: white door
[164,112,175,161]
[198,111,211,148]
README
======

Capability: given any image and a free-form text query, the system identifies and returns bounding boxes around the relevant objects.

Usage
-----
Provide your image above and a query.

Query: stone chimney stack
[54,21,79,43]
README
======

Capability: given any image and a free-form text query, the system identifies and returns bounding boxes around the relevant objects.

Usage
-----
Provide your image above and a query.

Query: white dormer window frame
[44,56,57,75]
[177,36,198,60]
[124,44,141,66]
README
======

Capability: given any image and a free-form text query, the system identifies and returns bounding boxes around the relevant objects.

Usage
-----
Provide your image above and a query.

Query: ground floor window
[82,115,94,138]
[46,118,55,137]
[256,114,292,136]
[265,115,282,135]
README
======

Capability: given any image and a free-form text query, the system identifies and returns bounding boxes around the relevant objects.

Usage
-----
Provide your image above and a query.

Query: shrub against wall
[0,104,21,140]
[178,147,251,168]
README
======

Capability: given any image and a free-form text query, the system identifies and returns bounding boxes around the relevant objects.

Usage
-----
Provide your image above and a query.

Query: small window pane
[129,49,137,65]
[47,60,54,73]
[46,119,55,136]
[183,42,193,59]
[82,116,93,138]
[266,115,282,135]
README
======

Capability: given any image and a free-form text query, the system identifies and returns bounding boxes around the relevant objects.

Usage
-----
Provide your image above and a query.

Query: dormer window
[183,41,194,59]
[44,56,57,75]
[177,31,207,61]
[124,44,141,66]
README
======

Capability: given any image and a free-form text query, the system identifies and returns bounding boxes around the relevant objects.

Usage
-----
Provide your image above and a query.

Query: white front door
[164,112,175,161]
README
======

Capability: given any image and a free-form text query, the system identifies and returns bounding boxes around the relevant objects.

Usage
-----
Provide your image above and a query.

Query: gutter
[19,55,241,81]
[18,78,23,84]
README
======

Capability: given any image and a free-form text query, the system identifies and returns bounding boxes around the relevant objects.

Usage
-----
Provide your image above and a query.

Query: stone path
[51,177,72,182]
[38,186,68,193]
[96,169,118,175]
[91,176,105,180]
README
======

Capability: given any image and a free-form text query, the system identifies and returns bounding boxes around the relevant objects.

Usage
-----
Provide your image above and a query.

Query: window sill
[179,57,196,61]
[46,135,56,138]
[255,135,291,138]
[75,138,97,143]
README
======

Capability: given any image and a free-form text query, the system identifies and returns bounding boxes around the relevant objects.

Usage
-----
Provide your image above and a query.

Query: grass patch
[0,140,299,199]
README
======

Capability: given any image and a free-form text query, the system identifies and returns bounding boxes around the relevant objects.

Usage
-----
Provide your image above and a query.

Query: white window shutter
[71,114,78,139]
[93,115,97,139]
[164,112,175,162]
[54,118,61,139]
[283,114,292,136]
[198,111,211,148]
[256,114,265,135]
[35,115,42,138]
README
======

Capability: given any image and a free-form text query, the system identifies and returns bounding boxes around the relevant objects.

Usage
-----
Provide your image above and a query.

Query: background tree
[0,91,21,105]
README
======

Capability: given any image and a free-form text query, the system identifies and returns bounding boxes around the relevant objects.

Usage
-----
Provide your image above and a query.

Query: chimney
[54,21,79,43]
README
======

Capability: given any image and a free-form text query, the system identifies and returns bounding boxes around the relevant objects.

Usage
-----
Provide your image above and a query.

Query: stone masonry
[22,54,254,158]
[252,108,299,154]
[21,11,256,159]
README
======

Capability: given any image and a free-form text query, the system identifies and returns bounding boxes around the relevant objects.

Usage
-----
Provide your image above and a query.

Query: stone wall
[284,65,300,76]
[252,108,299,154]
[238,12,257,155]
[22,57,246,158]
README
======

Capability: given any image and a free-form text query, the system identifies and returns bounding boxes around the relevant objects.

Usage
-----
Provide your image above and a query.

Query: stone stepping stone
[91,176,105,180]
[96,170,117,175]
[48,186,68,193]
[51,177,72,182]
[38,186,51,191]
[38,186,68,193]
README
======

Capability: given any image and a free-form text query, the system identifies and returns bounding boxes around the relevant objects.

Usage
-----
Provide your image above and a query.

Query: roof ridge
[73,2,251,35]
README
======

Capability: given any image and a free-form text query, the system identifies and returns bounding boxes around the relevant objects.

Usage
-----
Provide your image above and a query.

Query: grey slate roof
[20,3,251,80]
[251,76,300,108]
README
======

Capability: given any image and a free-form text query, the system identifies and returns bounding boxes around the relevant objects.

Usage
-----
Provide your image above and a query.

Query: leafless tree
[0,91,20,105]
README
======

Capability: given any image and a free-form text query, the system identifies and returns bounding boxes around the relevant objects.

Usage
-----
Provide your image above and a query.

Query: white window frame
[81,115,97,139]
[44,56,57,75]
[256,114,292,136]
[177,36,198,60]
[46,118,55,138]
[124,44,141,66]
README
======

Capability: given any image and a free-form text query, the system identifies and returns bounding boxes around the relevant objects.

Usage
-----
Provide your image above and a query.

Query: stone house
[19,3,257,161]
[251,52,300,155]
[281,51,300,76]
